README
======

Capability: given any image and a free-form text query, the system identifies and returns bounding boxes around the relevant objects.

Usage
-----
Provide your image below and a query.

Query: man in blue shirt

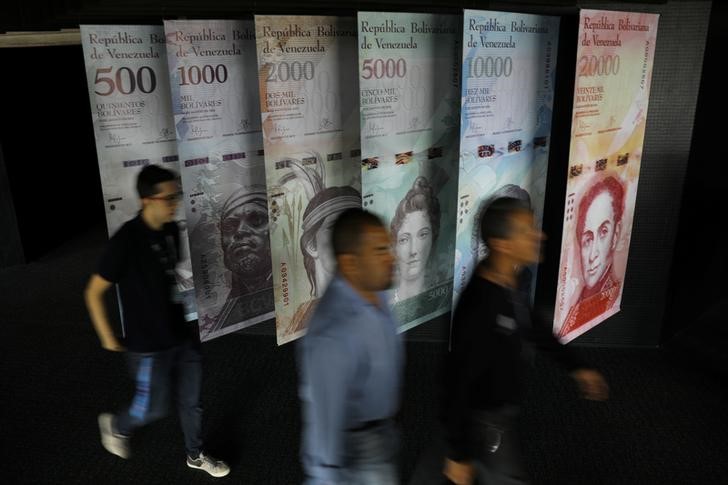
[298,208,404,485]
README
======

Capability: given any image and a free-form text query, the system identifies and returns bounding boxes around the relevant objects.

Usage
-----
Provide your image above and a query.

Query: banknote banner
[454,10,560,306]
[255,16,362,345]
[555,10,659,343]
[81,25,197,321]
[358,12,461,332]
[163,20,273,342]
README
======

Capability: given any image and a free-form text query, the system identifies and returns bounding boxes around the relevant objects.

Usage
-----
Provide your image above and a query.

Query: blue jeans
[114,341,203,457]
[302,419,399,485]
[340,420,399,485]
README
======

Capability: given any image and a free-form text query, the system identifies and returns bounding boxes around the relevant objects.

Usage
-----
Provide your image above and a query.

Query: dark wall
[664,1,727,343]
[0,144,25,266]
[0,45,104,262]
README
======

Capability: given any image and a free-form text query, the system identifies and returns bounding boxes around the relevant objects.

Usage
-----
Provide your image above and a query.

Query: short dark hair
[331,208,385,256]
[479,197,532,245]
[471,184,531,251]
[136,164,177,199]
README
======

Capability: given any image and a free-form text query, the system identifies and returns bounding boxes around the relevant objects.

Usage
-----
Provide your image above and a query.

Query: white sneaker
[187,452,230,478]
[98,413,130,459]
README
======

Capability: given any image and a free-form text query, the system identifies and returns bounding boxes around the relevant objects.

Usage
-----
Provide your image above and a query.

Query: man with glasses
[84,164,229,478]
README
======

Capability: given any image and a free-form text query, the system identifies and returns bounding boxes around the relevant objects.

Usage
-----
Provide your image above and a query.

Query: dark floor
[1,226,727,484]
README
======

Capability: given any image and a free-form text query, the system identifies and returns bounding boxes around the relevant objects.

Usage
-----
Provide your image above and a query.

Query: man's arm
[300,336,354,485]
[84,274,124,352]
[530,307,608,401]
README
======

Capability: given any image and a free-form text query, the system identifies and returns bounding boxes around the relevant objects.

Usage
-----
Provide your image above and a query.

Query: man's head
[332,208,394,293]
[479,197,542,267]
[137,164,181,225]
[471,184,531,259]
[300,186,362,296]
[220,187,271,281]
[575,176,624,289]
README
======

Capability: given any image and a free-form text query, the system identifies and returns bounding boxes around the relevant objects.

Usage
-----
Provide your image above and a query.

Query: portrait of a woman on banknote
[287,185,362,336]
[390,176,440,303]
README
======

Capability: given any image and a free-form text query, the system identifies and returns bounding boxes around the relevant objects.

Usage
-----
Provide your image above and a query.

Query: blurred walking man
[443,197,608,484]
[85,164,229,477]
[298,208,404,485]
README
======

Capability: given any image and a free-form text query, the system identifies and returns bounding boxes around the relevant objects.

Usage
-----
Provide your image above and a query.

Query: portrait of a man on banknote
[213,186,273,330]
[559,175,624,338]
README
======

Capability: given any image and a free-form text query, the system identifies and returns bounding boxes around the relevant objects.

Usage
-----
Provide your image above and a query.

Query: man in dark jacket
[443,197,609,484]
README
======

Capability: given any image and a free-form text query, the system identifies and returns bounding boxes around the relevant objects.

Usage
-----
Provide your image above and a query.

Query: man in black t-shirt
[442,198,609,485]
[84,165,229,478]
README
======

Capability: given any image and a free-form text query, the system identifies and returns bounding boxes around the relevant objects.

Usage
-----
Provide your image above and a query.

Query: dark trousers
[114,340,203,457]
[470,406,529,485]
[409,406,529,485]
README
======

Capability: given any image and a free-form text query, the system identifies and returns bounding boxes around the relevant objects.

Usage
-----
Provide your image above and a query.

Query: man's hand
[571,368,609,401]
[444,458,475,485]
[101,337,126,352]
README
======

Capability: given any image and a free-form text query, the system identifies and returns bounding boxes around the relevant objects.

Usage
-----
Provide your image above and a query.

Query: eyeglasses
[148,191,183,203]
